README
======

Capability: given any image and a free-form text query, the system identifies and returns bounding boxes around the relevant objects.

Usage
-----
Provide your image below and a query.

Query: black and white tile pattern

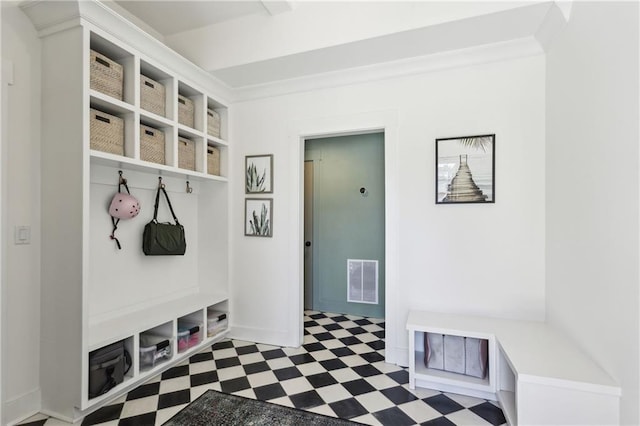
[19,311,505,426]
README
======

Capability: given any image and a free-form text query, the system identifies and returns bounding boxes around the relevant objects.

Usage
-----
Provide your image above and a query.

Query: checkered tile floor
[19,311,505,426]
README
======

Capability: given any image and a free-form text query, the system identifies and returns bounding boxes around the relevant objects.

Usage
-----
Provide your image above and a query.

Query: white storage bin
[139,334,171,370]
[424,332,488,379]
[177,319,202,353]
[207,310,228,337]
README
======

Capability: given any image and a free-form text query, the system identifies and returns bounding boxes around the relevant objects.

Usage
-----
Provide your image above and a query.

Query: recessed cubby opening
[90,32,135,105]
[177,310,204,353]
[416,332,489,385]
[178,82,204,132]
[140,60,174,120]
[413,330,495,399]
[207,301,229,339]
[206,142,225,177]
[88,104,135,160]
[139,322,173,373]
[176,134,197,172]
[206,98,226,141]
[87,336,134,401]
[139,121,169,166]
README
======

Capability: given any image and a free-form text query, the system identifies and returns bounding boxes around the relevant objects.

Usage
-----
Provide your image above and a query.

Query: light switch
[15,225,30,245]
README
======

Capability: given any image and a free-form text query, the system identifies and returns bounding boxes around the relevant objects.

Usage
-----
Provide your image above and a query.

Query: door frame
[303,160,314,311]
[288,110,401,365]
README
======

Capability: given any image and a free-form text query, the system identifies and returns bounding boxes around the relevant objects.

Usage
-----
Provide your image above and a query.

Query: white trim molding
[288,109,401,364]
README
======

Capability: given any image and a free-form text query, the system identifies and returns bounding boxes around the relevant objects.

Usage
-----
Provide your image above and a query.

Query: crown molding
[230,37,544,103]
[535,1,571,52]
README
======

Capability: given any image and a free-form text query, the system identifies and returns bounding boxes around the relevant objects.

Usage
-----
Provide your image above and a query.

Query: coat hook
[158,176,165,189]
[118,170,127,185]
[186,180,193,194]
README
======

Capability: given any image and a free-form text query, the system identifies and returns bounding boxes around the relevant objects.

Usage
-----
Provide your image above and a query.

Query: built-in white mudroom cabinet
[21,1,231,422]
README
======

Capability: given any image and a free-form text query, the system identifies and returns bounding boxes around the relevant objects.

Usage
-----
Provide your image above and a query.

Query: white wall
[1,2,42,424]
[545,2,639,424]
[230,53,546,361]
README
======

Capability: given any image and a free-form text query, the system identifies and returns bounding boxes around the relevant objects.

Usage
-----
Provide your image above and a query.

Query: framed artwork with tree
[436,134,495,204]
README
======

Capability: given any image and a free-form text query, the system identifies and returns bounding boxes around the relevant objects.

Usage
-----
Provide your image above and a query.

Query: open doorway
[304,132,385,318]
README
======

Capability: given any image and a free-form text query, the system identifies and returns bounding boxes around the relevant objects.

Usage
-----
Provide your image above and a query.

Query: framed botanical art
[245,154,273,194]
[436,134,495,204]
[245,198,273,237]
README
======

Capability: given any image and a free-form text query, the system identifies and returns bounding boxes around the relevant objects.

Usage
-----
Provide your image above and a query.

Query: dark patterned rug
[163,390,363,425]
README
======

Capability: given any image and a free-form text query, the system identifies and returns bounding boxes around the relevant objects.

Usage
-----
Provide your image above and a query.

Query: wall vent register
[347,259,378,304]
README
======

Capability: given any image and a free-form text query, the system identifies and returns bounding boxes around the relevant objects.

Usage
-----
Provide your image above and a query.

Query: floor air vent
[347,259,378,304]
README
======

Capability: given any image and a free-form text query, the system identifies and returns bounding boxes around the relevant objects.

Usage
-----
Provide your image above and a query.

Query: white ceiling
[108,1,567,90]
[114,1,269,36]
[112,0,294,37]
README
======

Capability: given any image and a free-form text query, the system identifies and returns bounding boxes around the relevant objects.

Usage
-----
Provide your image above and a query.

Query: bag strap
[110,217,122,250]
[153,185,180,225]
[110,172,132,250]
[123,349,132,375]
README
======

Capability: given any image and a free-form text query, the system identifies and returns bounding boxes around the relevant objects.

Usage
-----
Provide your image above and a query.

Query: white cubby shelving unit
[407,310,621,425]
[407,312,497,401]
[21,1,231,422]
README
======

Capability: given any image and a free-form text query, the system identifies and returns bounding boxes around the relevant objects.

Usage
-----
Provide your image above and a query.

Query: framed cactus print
[246,154,273,193]
[436,134,495,204]
[245,198,273,237]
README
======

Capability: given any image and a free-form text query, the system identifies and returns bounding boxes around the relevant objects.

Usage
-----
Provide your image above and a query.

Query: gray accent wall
[305,133,385,318]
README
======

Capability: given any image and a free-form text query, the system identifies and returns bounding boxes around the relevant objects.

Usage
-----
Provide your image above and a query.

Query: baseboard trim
[385,345,409,368]
[3,388,41,426]
[229,325,296,348]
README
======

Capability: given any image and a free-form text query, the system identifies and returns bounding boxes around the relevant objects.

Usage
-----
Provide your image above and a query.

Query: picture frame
[245,198,273,237]
[245,154,273,194]
[436,134,495,204]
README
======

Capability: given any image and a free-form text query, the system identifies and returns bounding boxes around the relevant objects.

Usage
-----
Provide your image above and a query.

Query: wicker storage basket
[207,146,220,175]
[90,50,123,100]
[207,109,221,138]
[90,108,124,156]
[178,137,196,171]
[140,124,165,165]
[177,95,194,128]
[140,74,165,117]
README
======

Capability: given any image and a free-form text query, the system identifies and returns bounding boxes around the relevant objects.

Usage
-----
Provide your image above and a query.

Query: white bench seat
[406,310,621,425]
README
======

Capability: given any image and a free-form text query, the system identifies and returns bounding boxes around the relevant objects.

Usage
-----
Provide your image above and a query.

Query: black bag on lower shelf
[88,340,132,399]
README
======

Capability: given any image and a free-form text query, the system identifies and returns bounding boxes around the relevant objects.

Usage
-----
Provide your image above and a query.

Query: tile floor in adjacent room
[19,311,506,426]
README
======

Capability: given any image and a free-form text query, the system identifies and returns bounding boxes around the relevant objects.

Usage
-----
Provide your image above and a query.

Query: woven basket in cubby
[178,95,194,128]
[140,124,165,165]
[207,146,220,175]
[90,108,124,155]
[140,74,165,117]
[178,137,196,171]
[207,109,220,138]
[90,50,123,100]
